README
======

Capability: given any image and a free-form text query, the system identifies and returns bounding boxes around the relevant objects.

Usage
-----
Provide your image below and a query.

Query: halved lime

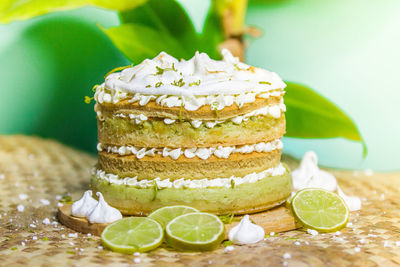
[291,188,349,232]
[101,217,163,254]
[165,212,225,251]
[148,205,199,228]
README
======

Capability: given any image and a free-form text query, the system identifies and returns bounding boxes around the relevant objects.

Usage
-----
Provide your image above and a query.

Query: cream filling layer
[97,139,283,160]
[93,163,286,189]
[95,85,283,111]
[101,101,286,129]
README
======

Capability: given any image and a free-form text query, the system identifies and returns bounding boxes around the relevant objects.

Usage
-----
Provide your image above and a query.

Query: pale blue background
[0,0,399,171]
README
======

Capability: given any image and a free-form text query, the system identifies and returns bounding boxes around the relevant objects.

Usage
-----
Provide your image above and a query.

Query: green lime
[291,188,349,232]
[148,205,199,229]
[101,217,163,254]
[165,212,225,251]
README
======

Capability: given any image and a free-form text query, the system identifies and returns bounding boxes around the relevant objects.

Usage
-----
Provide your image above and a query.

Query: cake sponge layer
[98,149,281,180]
[98,114,285,148]
[90,165,292,216]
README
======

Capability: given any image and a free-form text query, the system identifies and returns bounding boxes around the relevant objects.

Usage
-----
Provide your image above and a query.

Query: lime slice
[148,205,199,228]
[101,217,163,254]
[165,212,225,251]
[291,188,350,232]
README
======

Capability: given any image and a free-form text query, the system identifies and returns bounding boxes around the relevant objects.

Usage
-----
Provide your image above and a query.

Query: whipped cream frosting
[94,163,286,189]
[87,192,122,224]
[292,151,361,211]
[94,49,286,110]
[228,215,265,245]
[97,139,283,160]
[71,190,98,217]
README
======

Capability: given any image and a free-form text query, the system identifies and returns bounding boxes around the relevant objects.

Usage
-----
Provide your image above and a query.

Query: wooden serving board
[58,203,300,239]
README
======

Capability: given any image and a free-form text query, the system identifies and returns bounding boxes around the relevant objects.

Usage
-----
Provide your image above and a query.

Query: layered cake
[91,49,292,215]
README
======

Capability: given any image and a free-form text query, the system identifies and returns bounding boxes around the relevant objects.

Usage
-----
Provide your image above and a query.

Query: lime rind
[291,188,349,232]
[101,217,163,254]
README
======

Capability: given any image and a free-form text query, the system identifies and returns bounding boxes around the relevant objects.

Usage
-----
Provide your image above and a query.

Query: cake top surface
[103,49,286,96]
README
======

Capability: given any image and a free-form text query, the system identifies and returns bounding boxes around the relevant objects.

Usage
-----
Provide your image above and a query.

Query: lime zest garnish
[60,195,73,204]
[155,82,163,88]
[154,63,177,75]
[171,78,185,87]
[152,181,158,201]
[189,80,201,87]
[230,179,235,189]
[92,84,99,92]
[259,81,271,85]
[223,240,233,246]
[104,64,134,79]
[84,96,93,104]
[145,85,151,88]
[219,213,234,224]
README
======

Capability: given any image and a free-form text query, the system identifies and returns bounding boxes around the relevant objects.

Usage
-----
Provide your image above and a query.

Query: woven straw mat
[0,135,400,266]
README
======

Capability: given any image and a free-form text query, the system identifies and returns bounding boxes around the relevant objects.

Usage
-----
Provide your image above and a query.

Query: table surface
[0,135,399,267]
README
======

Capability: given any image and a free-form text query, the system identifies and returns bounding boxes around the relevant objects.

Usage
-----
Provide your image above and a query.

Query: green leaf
[284,82,367,156]
[101,0,224,62]
[0,0,147,24]
[100,23,192,64]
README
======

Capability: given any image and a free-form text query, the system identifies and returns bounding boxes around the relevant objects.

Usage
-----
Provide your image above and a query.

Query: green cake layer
[91,165,292,216]
[98,114,285,148]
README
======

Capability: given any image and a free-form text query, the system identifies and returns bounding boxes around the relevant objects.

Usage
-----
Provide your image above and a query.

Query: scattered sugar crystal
[307,229,318,236]
[29,224,36,228]
[87,233,92,237]
[364,169,373,176]
[18,194,28,200]
[75,247,79,251]
[283,262,288,266]
[354,247,360,252]
[294,241,300,246]
[98,246,103,250]
[381,194,385,199]
[224,245,235,252]
[29,186,35,190]
[68,233,78,238]
[42,218,51,225]
[17,204,24,212]
[283,253,291,259]
[32,236,37,240]
[39,199,50,205]
[52,221,58,226]
[134,258,141,263]
[61,234,66,238]
[80,248,84,252]
[361,197,367,202]
[334,231,342,236]
[133,252,140,256]
[368,234,377,238]
[56,195,62,200]
[359,239,366,244]
[60,227,64,230]
[270,232,275,236]
[347,222,353,227]
[395,241,400,247]
[305,241,310,245]
[69,242,74,246]
[57,203,64,207]
[0,174,5,180]
[383,241,389,247]
[21,242,25,246]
